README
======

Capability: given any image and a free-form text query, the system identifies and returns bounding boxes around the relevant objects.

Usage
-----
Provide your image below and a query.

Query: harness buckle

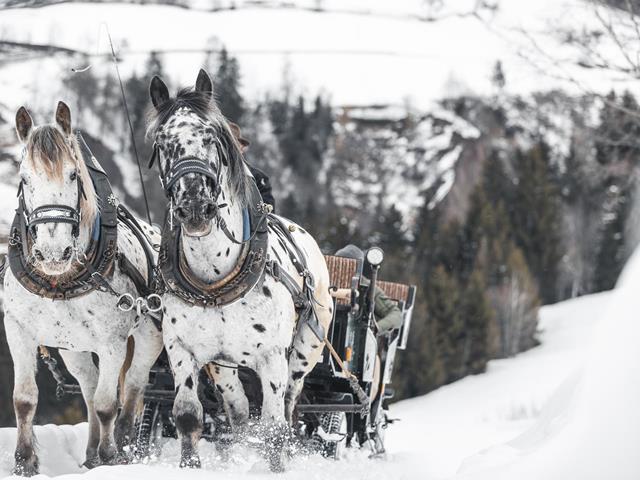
[8,230,21,247]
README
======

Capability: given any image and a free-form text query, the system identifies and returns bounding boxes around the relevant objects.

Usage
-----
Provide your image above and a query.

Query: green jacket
[373,286,404,333]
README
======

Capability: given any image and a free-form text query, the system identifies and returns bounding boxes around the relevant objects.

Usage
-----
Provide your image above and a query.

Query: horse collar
[158,181,269,307]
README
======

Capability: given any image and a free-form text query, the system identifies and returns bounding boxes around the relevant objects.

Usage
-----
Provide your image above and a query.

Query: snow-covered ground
[1,263,628,479]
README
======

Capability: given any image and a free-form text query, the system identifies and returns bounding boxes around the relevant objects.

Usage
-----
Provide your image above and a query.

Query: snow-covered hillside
[0,0,625,110]
[0,279,620,479]
[0,0,626,228]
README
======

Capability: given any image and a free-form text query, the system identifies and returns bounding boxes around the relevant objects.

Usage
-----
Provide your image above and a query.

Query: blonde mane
[25,126,99,231]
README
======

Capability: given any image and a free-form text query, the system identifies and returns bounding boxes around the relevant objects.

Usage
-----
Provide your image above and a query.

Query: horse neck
[181,185,245,282]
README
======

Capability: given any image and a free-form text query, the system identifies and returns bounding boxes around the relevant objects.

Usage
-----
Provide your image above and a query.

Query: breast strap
[157,181,268,307]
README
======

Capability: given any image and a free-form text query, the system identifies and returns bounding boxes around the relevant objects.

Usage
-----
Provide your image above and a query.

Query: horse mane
[25,126,98,231]
[146,88,251,206]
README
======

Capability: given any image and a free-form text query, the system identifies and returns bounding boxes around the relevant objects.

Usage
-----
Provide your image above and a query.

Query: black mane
[147,88,216,131]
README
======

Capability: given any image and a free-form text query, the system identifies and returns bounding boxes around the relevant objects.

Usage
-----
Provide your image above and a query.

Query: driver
[334,244,403,334]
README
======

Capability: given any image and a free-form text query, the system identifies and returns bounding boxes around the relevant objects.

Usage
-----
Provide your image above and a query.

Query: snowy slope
[0,286,612,479]
[451,249,640,480]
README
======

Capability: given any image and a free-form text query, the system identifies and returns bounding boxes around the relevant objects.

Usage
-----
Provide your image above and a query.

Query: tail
[118,336,135,403]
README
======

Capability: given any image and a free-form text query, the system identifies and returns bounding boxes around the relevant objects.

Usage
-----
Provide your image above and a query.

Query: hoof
[179,454,201,469]
[13,459,39,477]
[268,455,286,473]
[262,424,290,473]
[14,449,39,477]
[98,446,119,466]
[83,455,101,469]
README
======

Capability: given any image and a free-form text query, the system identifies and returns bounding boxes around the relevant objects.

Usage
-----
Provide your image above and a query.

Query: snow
[454,249,640,480]
[0,274,622,479]
[0,0,630,113]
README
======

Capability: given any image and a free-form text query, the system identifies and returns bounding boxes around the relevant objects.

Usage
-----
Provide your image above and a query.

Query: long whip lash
[72,23,153,225]
[106,28,153,225]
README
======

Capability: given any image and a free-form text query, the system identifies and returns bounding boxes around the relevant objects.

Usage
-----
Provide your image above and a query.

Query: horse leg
[93,346,126,465]
[164,331,202,468]
[207,364,250,434]
[58,350,100,468]
[285,314,332,423]
[5,318,39,477]
[115,321,163,456]
[256,352,289,472]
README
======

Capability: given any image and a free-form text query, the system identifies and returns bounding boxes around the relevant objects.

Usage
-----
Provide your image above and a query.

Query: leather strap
[157,181,268,307]
[7,133,118,300]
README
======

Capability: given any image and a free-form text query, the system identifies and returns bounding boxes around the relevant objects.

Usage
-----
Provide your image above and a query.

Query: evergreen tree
[509,143,564,303]
[145,51,165,78]
[62,57,99,124]
[213,47,245,123]
[459,269,493,374]
[426,265,463,384]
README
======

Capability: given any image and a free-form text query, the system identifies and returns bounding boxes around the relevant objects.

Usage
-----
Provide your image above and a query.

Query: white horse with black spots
[3,102,163,475]
[146,70,333,471]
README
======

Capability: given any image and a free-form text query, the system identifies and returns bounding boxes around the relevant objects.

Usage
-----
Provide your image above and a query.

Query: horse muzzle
[32,244,74,274]
[174,199,216,237]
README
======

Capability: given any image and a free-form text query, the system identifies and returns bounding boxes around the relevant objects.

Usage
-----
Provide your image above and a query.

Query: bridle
[149,134,266,244]
[17,146,86,248]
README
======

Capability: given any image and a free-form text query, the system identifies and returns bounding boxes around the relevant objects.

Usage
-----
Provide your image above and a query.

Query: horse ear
[15,106,33,142]
[55,101,72,136]
[195,69,213,99]
[150,75,170,109]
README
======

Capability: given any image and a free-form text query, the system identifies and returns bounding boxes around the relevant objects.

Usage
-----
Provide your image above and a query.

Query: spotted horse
[2,102,163,475]
[146,70,333,471]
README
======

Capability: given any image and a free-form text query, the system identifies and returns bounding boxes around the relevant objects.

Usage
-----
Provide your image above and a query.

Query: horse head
[15,102,97,275]
[147,69,250,237]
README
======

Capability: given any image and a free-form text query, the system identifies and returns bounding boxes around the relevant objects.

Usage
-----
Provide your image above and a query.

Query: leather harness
[152,142,325,340]
[7,133,157,305]
[157,182,270,307]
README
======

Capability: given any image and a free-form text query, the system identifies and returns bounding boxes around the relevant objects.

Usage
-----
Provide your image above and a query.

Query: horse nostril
[33,248,45,262]
[174,206,189,222]
[62,246,73,261]
[204,201,217,219]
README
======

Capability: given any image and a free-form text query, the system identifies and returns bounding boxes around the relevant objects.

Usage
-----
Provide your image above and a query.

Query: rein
[150,143,267,245]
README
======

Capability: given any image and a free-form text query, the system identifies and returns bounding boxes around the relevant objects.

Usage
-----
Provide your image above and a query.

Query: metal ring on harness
[117,293,135,311]
[146,293,163,313]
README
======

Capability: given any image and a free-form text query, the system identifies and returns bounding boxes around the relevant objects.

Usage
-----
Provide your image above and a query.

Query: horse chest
[3,272,139,351]
[163,281,296,366]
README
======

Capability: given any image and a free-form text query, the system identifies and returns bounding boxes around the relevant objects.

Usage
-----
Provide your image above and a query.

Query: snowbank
[456,251,640,480]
